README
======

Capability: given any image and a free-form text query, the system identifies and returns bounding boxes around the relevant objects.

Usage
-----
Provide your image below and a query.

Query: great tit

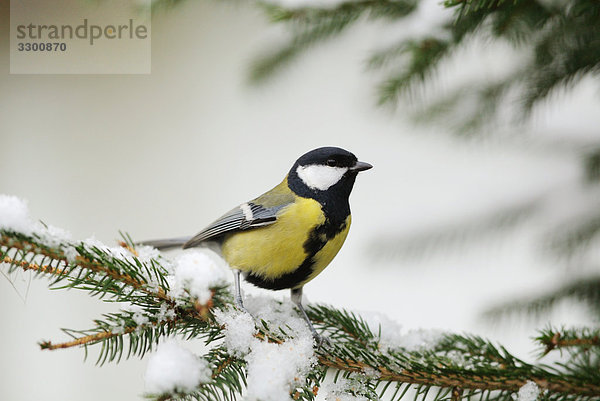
[143,147,372,341]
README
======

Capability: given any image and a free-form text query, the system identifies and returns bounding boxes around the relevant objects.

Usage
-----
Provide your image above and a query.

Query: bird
[142,147,372,343]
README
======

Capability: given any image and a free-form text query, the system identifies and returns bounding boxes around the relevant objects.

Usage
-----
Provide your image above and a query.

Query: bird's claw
[313,332,332,349]
[235,298,251,315]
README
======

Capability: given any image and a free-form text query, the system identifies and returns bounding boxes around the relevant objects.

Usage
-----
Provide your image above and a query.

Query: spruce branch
[376,38,450,106]
[2,225,600,401]
[317,355,600,396]
[39,329,137,351]
[2,254,65,275]
[236,0,600,131]
[369,195,541,261]
[249,0,417,82]
[0,232,171,302]
[536,327,600,356]
[483,276,600,322]
[546,214,600,260]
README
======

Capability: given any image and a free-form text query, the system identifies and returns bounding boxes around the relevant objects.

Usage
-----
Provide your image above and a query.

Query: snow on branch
[1,194,599,401]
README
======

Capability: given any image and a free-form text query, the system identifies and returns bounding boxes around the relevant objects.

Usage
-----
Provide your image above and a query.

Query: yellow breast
[221,197,351,288]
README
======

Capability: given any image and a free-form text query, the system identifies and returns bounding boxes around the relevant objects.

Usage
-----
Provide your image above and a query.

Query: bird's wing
[140,202,286,251]
[183,196,294,249]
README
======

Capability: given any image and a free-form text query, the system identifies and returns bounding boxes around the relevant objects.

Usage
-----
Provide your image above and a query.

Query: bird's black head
[287,147,372,219]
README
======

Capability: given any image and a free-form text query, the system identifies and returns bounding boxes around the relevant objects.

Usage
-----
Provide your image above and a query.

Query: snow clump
[168,250,228,304]
[513,381,540,401]
[0,194,78,261]
[145,340,211,394]
[213,295,317,401]
[362,311,444,352]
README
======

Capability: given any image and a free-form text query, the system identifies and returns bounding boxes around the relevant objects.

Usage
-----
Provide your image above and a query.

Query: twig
[40,328,136,350]
[452,387,463,401]
[212,356,235,379]
[2,255,64,275]
[317,355,600,397]
[542,331,600,355]
[1,237,171,302]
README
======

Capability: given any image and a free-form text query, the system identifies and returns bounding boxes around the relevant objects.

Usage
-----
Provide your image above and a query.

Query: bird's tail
[138,236,192,251]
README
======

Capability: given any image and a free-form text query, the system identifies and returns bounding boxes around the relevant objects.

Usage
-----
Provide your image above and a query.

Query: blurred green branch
[242,0,600,131]
[250,0,417,82]
[484,276,600,322]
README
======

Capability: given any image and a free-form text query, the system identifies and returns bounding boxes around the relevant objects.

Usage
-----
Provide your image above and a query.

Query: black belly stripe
[244,219,348,290]
[244,257,316,290]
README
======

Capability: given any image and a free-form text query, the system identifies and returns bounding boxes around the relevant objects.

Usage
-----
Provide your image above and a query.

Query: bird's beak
[349,161,373,172]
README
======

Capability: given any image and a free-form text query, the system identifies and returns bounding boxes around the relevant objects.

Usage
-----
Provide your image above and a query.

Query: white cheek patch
[296,165,348,191]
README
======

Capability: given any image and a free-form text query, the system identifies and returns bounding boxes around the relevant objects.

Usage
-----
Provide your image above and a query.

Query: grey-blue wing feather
[182,202,288,249]
[139,236,192,250]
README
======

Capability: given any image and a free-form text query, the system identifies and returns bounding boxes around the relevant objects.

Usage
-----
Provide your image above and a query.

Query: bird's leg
[290,287,330,347]
[232,269,248,312]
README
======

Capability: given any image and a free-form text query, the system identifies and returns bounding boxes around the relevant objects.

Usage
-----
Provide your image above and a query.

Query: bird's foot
[235,297,251,315]
[313,332,332,349]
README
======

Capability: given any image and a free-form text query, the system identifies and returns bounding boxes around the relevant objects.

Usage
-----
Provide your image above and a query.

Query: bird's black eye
[326,159,337,167]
